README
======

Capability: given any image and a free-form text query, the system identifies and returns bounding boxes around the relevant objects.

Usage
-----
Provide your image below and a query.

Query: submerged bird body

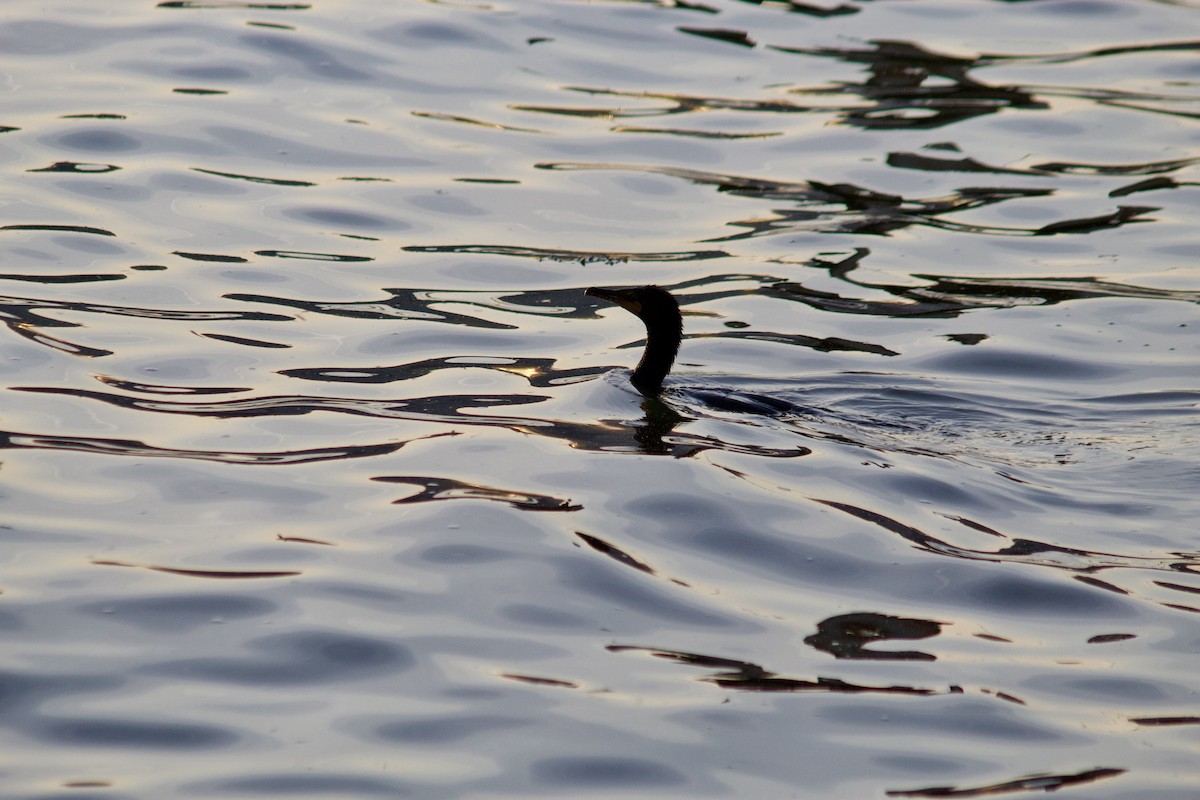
[586,286,682,397]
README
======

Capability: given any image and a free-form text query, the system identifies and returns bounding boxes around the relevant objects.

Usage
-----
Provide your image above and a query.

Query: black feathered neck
[586,285,682,397]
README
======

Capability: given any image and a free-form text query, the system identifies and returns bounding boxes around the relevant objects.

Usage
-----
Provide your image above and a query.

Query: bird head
[585,285,678,324]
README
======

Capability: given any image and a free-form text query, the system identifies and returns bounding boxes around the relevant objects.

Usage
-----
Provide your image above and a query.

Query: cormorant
[586,285,682,397]
[587,285,800,418]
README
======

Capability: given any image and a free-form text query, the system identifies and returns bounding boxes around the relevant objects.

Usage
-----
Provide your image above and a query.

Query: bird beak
[586,287,643,315]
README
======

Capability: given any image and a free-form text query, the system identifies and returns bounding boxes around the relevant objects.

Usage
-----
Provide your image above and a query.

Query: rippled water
[2,0,1199,797]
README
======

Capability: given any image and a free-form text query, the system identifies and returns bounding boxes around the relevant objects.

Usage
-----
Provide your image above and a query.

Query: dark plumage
[586,285,682,397]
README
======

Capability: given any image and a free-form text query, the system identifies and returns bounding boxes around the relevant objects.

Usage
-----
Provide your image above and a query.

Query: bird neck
[631,317,681,396]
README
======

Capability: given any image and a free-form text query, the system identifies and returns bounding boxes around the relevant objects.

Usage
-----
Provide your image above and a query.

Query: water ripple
[3,1,1198,796]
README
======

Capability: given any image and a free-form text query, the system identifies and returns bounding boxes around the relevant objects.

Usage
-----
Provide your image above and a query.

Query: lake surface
[2,0,1198,797]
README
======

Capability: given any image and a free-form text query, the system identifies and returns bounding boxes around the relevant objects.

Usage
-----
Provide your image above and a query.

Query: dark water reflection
[2,0,1198,798]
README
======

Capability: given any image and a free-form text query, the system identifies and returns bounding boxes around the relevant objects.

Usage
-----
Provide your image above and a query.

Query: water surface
[1,0,1198,797]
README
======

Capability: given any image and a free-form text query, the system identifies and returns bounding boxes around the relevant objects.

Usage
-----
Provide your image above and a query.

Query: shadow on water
[0,291,293,357]
[811,498,1200,596]
[804,612,943,661]
[376,475,583,512]
[524,37,1047,131]
[759,248,1200,318]
[607,643,949,695]
[5,251,1193,364]
[488,36,1200,243]
[514,37,1200,131]
[533,161,1157,241]
[885,767,1127,799]
[12,384,811,460]
[0,427,455,465]
[774,38,1200,129]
